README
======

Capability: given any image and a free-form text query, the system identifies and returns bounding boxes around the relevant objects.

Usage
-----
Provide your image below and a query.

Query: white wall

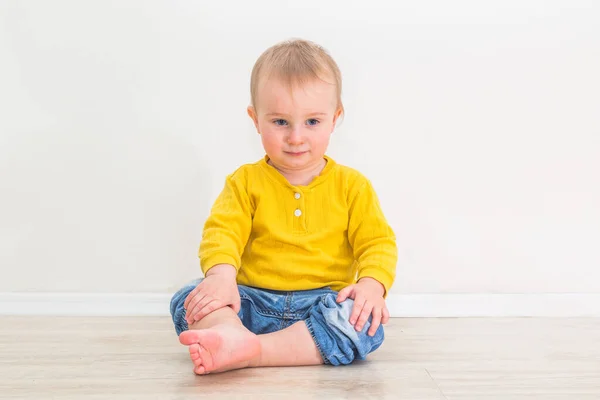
[1,1,599,298]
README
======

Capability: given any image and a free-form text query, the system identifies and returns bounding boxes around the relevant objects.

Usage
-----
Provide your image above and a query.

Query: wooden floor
[1,317,599,399]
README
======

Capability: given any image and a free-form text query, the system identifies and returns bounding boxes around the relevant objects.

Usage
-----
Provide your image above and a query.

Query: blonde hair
[250,38,344,117]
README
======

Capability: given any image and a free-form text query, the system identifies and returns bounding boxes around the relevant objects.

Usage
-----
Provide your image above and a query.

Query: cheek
[312,127,333,146]
[260,130,280,150]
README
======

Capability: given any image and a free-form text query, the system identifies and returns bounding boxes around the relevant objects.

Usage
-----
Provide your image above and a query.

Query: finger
[231,297,241,314]
[382,306,390,324]
[349,297,365,325]
[188,296,213,322]
[185,292,206,320]
[184,286,203,315]
[368,308,382,336]
[186,293,211,323]
[355,301,373,331]
[183,290,193,311]
[336,286,354,303]
[191,299,221,322]
[183,286,200,309]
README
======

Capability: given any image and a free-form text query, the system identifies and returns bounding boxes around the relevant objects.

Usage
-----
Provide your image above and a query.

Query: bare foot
[179,323,261,375]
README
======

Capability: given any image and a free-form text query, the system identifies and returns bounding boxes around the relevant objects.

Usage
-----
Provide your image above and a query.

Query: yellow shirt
[199,155,397,296]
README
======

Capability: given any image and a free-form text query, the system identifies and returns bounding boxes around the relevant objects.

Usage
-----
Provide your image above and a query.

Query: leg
[170,281,323,373]
[180,306,261,374]
[305,293,385,365]
[206,290,386,368]
[170,282,379,372]
[249,320,323,367]
[179,304,323,373]
[170,279,259,374]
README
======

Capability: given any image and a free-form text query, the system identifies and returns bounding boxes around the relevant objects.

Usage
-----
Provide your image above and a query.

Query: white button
[294,209,302,217]
[294,192,301,199]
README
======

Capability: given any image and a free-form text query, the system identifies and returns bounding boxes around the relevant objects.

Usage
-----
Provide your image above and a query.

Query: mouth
[285,151,308,156]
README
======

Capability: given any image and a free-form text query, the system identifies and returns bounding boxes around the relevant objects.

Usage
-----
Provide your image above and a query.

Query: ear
[331,107,343,132]
[247,106,260,133]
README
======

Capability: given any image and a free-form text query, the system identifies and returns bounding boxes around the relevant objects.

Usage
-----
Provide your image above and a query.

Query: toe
[193,357,203,368]
[198,345,213,371]
[188,344,200,357]
[189,344,202,364]
[194,364,207,375]
[179,330,201,345]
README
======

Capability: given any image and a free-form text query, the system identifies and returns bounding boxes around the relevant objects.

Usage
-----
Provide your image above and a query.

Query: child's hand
[183,264,240,325]
[336,277,390,337]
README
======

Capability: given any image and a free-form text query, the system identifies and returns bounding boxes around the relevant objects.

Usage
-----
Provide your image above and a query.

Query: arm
[347,179,397,296]
[199,172,253,275]
[185,172,253,323]
[337,178,398,336]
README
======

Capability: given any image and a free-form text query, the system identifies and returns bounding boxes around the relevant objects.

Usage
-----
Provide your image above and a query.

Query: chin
[283,161,307,169]
[282,159,310,169]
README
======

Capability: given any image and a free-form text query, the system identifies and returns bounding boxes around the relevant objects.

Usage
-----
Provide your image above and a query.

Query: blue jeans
[169,278,385,366]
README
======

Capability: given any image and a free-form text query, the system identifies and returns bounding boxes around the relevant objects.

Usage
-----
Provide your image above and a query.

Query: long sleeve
[199,172,253,275]
[347,179,398,296]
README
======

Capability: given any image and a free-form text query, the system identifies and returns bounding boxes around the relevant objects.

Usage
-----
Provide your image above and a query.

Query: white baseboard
[0,292,599,317]
[387,293,600,317]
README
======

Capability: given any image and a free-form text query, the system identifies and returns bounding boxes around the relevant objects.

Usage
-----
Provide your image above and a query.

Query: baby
[170,38,397,375]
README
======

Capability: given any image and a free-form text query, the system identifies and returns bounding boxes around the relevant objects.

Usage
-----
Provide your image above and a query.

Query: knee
[307,293,384,366]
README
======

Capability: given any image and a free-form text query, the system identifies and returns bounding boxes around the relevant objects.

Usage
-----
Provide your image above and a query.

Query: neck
[268,158,327,186]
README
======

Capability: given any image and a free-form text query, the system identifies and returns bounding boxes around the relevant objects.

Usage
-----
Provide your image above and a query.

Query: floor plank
[1,317,598,399]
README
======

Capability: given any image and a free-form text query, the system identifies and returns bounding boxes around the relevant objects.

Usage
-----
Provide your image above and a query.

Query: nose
[286,126,303,145]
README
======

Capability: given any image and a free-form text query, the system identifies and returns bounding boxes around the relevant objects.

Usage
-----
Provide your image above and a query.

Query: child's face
[248,77,342,172]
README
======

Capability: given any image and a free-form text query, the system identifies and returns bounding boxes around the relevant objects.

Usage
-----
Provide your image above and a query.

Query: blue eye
[273,119,288,126]
[307,119,320,126]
